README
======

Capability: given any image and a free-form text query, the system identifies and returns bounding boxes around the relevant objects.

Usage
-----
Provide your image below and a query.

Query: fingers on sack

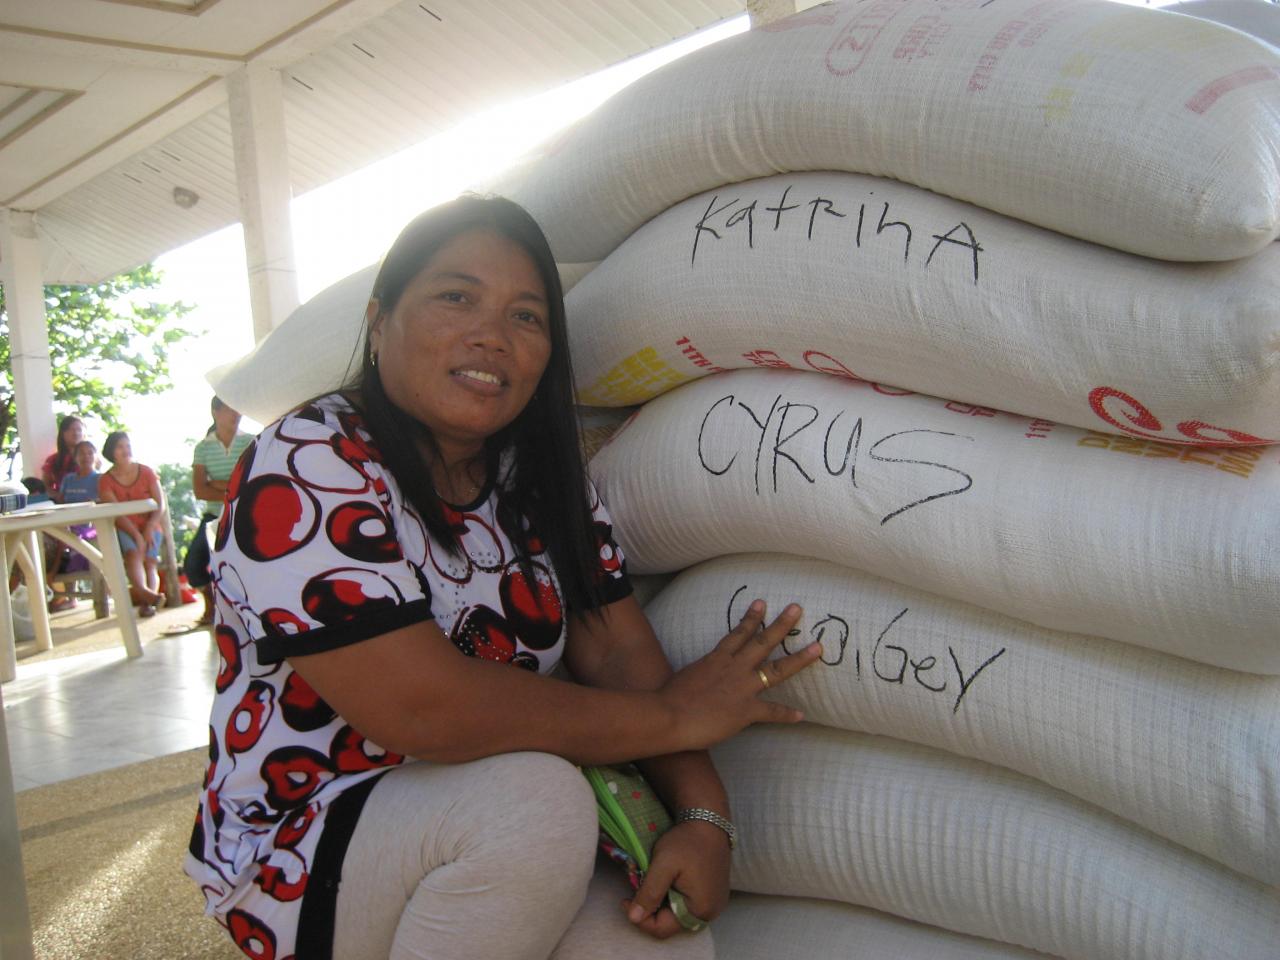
[761,641,824,686]
[748,603,804,656]
[719,598,766,653]
[759,698,806,724]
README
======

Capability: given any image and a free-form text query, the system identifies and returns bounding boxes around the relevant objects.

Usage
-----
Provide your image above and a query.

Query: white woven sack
[714,725,1280,960]
[207,264,375,426]
[648,554,1280,884]
[589,369,1280,672]
[717,894,1058,960]
[207,260,599,427]
[1168,0,1280,48]
[495,0,1280,263]
[568,172,1279,446]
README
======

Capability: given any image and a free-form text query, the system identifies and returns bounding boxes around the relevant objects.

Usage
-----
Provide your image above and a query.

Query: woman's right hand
[658,599,821,752]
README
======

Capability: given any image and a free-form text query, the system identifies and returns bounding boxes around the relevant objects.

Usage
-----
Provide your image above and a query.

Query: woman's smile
[453,367,505,390]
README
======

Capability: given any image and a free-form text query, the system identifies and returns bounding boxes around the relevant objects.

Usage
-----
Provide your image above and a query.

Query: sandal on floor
[138,604,157,618]
[48,595,77,613]
[163,622,205,636]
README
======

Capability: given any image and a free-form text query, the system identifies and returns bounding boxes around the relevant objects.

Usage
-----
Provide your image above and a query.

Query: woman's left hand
[622,819,731,939]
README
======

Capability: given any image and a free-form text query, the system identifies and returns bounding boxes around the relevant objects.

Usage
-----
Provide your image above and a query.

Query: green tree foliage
[158,461,200,555]
[0,264,194,463]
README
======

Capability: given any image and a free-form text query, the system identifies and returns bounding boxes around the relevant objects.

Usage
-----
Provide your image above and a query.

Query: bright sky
[117,15,750,470]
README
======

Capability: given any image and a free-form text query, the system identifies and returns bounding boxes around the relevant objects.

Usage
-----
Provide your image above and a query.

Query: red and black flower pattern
[186,394,630,960]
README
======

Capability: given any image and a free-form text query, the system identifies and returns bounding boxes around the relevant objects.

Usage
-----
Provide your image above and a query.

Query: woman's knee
[481,752,597,868]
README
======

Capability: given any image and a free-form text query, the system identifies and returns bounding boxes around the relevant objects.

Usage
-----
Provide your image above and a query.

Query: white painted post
[0,211,55,477]
[227,65,300,343]
[0,679,36,960]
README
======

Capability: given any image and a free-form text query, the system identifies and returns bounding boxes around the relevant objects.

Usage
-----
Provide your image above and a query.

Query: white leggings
[332,753,715,960]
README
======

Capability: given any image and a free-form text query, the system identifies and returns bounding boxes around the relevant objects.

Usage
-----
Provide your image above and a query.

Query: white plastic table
[0,499,158,684]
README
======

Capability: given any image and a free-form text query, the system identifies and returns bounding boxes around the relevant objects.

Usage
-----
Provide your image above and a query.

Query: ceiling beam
[246,0,407,67]
[0,91,83,153]
[86,0,227,15]
[2,77,225,209]
[0,23,244,73]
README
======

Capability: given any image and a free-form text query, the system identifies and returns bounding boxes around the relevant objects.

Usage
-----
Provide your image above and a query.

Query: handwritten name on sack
[696,390,976,525]
[724,584,1005,715]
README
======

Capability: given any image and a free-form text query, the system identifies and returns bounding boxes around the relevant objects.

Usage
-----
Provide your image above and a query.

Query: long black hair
[50,415,84,475]
[348,194,606,614]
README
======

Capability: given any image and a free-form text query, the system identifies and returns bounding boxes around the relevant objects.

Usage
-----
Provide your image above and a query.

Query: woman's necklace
[436,461,486,504]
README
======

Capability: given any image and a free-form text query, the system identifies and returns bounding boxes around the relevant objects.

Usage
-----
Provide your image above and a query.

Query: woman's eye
[440,291,466,303]
[514,311,544,326]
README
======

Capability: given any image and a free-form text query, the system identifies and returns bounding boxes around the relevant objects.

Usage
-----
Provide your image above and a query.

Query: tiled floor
[3,626,216,792]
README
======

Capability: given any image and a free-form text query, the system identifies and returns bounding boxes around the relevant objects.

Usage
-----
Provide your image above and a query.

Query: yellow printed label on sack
[1076,431,1261,479]
[578,347,690,406]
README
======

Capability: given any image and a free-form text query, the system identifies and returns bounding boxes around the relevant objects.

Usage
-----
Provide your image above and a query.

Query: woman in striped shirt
[191,397,253,624]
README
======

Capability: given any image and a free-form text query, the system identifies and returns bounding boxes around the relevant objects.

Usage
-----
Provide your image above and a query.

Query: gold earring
[370,351,378,368]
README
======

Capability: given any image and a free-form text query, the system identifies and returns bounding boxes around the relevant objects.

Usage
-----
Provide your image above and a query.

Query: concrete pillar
[227,65,299,342]
[0,210,56,474]
[747,0,797,26]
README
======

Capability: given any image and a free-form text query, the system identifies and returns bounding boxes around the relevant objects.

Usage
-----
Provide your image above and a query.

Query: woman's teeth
[458,369,501,385]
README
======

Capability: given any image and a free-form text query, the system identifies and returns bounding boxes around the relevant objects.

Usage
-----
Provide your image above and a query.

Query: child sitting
[59,440,100,504]
[56,440,102,581]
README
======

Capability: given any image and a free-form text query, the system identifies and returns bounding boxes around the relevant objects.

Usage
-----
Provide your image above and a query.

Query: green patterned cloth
[583,764,706,933]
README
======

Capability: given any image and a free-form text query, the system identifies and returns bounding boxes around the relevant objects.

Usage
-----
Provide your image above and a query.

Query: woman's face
[213,404,242,436]
[369,228,552,462]
[62,420,84,448]
[110,435,133,465]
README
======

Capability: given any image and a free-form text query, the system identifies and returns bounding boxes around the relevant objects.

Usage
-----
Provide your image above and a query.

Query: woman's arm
[287,597,814,767]
[562,596,730,809]
[101,475,156,547]
[142,466,166,535]
[97,480,140,541]
[41,457,64,503]
[192,463,226,502]
[562,595,747,936]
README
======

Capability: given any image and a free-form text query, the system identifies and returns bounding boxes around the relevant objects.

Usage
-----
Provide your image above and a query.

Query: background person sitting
[97,430,165,617]
[57,440,103,578]
[40,415,85,503]
[20,477,51,504]
[39,415,87,611]
[59,440,101,505]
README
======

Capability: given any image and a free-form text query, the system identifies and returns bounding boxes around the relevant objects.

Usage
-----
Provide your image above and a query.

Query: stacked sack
[494,1,1280,957]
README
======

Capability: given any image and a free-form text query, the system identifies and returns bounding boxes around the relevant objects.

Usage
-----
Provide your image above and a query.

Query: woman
[40,414,85,501]
[97,431,166,616]
[190,397,253,625]
[185,195,820,960]
[41,415,89,611]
